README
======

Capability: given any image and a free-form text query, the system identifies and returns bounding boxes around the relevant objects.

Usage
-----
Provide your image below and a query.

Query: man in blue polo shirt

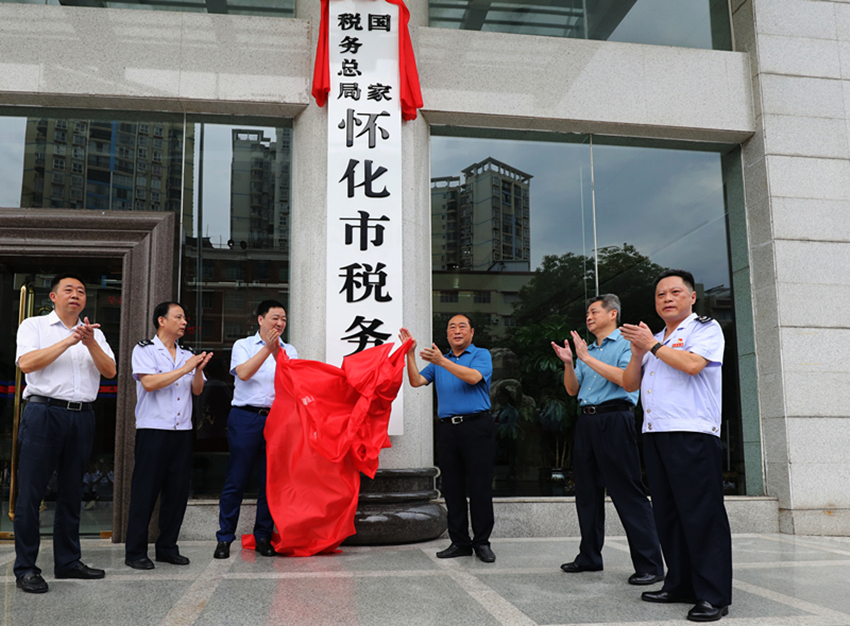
[551,294,663,585]
[399,315,495,563]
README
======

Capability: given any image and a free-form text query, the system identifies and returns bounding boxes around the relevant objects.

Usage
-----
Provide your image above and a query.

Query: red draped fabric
[241,339,412,556]
[311,0,424,121]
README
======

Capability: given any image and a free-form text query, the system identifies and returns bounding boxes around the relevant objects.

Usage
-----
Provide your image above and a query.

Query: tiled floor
[3,534,850,625]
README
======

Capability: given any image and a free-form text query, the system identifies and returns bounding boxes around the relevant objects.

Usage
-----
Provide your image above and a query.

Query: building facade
[0,0,847,538]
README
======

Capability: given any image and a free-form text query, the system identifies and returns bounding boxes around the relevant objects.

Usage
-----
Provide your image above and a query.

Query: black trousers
[13,402,95,577]
[437,414,495,548]
[644,431,733,607]
[573,411,663,575]
[125,429,193,560]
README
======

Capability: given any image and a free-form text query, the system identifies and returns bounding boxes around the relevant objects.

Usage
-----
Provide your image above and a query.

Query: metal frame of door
[0,208,175,543]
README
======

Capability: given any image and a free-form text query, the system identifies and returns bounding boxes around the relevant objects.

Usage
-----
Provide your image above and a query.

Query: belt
[441,411,489,425]
[237,405,271,415]
[581,401,633,415]
[27,395,93,411]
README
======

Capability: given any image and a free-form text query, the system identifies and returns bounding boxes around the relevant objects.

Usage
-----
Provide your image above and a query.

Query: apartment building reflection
[182,127,293,360]
[431,157,533,336]
[20,117,194,232]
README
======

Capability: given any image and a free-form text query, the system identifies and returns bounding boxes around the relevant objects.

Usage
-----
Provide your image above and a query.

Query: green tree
[505,243,665,474]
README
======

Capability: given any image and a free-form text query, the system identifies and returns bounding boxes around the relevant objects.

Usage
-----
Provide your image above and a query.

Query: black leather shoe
[628,572,665,585]
[474,545,496,563]
[560,561,602,573]
[687,600,729,622]
[255,538,277,557]
[55,562,105,579]
[125,557,155,570]
[214,541,231,559]
[641,590,697,604]
[436,543,473,559]
[156,553,190,565]
[16,572,48,594]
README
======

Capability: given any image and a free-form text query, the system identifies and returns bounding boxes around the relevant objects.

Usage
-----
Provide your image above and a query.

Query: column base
[345,468,447,545]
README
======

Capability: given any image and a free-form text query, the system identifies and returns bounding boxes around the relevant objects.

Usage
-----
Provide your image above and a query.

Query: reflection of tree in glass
[429,244,665,493]
[505,244,664,486]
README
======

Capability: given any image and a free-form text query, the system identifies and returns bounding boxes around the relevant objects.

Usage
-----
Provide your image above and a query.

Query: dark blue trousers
[216,407,273,543]
[437,414,495,548]
[14,402,95,578]
[573,411,664,575]
[125,429,192,561]
[644,431,733,607]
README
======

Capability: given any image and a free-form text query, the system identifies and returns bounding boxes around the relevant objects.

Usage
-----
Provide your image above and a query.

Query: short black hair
[50,273,86,292]
[256,299,286,318]
[448,313,474,330]
[152,301,184,331]
[654,269,696,292]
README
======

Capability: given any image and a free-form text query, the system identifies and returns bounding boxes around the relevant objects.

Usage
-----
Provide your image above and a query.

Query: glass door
[0,259,122,536]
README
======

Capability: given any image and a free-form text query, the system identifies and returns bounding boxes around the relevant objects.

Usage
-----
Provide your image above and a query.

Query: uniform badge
[137,339,153,347]
[697,315,713,323]
[672,339,684,348]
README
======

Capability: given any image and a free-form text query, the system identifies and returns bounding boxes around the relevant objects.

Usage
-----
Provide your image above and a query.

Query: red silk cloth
[241,339,412,556]
[311,0,424,121]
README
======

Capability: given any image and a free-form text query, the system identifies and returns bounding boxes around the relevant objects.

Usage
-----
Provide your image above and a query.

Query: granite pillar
[292,0,444,543]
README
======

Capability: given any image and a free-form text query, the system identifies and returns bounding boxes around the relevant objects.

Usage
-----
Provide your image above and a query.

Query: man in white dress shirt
[214,300,296,559]
[621,269,732,623]
[124,301,211,570]
[14,273,116,593]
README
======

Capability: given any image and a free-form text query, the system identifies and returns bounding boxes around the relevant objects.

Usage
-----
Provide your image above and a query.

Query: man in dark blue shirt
[552,294,663,585]
[400,315,495,563]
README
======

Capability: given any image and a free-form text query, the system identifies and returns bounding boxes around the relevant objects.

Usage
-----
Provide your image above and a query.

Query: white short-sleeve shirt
[16,310,115,403]
[230,332,297,408]
[132,335,204,431]
[640,313,725,437]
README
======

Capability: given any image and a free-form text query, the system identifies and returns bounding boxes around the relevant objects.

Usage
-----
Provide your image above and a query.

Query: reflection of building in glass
[431,175,460,270]
[20,118,194,235]
[230,128,291,253]
[181,240,291,354]
[182,126,292,357]
[431,157,531,272]
[700,284,734,324]
[432,270,532,338]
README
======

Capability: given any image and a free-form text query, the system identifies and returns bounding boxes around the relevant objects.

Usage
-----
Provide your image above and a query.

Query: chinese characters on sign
[326,0,404,433]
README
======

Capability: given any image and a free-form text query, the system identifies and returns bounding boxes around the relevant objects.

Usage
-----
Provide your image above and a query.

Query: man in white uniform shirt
[214,300,296,559]
[621,269,732,623]
[14,273,116,594]
[125,301,211,570]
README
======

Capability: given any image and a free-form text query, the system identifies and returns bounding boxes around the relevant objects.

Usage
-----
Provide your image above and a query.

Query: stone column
[733,0,850,534]
[292,0,444,543]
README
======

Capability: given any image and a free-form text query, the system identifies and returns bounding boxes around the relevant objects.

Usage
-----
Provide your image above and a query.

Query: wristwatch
[650,342,663,356]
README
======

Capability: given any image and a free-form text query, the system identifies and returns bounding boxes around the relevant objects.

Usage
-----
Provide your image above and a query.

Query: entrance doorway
[0,258,122,536]
[0,208,176,542]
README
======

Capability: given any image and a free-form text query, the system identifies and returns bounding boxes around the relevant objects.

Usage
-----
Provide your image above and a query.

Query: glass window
[0,109,292,505]
[182,118,293,498]
[0,0,295,18]
[431,129,749,497]
[430,0,732,51]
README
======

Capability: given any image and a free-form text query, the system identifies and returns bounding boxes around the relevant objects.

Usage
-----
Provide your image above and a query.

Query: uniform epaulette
[696,315,713,324]
[137,339,154,347]
[181,344,197,354]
